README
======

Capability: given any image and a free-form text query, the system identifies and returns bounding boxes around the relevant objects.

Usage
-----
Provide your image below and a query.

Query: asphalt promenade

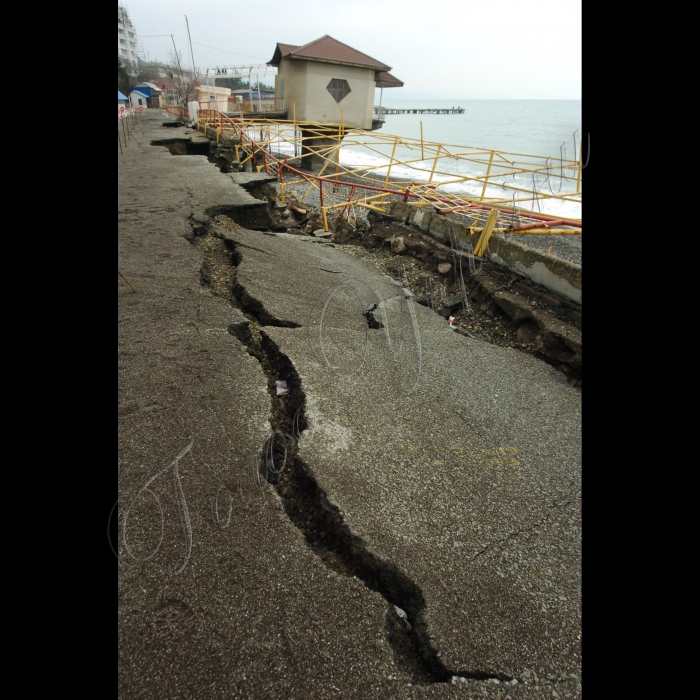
[117,110,581,699]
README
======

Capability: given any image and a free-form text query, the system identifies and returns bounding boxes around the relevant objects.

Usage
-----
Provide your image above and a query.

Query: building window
[120,38,126,45]
[119,28,125,35]
[121,49,128,55]
[128,31,134,38]
[327,78,351,103]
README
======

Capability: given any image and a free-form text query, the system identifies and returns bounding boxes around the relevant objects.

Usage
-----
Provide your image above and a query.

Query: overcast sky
[124,0,581,100]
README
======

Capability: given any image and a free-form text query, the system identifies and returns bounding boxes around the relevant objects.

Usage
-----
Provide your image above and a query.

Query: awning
[375,71,404,88]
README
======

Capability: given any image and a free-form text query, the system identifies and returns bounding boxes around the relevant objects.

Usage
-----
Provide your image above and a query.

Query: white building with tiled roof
[268,35,403,130]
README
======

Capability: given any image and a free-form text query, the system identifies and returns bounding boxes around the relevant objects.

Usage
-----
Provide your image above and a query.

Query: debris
[442,294,463,309]
[391,236,406,254]
[448,316,455,325]
[394,605,412,631]
[276,380,288,397]
[438,262,452,275]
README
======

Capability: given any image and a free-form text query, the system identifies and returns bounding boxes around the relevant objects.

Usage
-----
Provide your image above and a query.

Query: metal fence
[193,109,582,249]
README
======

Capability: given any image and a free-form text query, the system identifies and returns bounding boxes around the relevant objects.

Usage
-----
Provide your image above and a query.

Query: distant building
[267,35,403,129]
[196,85,232,111]
[127,83,166,109]
[151,81,179,107]
[132,82,164,109]
[118,5,141,70]
[118,90,129,109]
[129,89,149,109]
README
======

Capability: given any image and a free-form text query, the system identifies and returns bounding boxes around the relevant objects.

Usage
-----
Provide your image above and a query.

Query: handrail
[192,109,582,243]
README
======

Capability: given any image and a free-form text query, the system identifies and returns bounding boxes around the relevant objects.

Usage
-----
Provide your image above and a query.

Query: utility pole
[185,16,199,94]
[171,35,187,105]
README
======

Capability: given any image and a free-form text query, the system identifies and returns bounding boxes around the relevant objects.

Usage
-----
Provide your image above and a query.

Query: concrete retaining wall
[388,201,581,304]
[488,238,581,304]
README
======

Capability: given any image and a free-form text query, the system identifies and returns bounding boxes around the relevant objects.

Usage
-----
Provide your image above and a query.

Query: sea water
[339,99,583,219]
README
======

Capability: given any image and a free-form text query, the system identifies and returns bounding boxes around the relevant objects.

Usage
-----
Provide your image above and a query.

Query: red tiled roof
[375,71,404,88]
[268,43,301,66]
[278,43,300,56]
[268,35,391,71]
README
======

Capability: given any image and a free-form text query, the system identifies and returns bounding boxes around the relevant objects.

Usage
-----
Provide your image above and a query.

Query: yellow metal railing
[192,110,582,252]
[165,105,190,121]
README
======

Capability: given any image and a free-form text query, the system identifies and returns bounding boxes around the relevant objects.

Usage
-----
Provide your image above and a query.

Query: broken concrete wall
[388,201,581,304]
[489,238,581,304]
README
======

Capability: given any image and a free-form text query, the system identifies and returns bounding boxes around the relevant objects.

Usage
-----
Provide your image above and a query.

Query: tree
[118,56,136,95]
[213,76,249,91]
[166,48,197,105]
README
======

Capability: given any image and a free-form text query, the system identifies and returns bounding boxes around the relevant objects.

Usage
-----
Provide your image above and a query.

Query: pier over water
[374,106,465,115]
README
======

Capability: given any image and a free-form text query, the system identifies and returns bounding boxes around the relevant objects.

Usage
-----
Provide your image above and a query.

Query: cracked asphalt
[118,110,581,699]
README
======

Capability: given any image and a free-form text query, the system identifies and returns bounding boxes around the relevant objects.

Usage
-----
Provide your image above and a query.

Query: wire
[191,41,268,60]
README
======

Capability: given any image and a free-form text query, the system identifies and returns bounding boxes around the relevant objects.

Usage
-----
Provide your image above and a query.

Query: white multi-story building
[118,5,141,69]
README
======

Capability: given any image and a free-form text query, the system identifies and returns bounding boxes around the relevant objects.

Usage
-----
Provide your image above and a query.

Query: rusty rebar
[118,270,137,292]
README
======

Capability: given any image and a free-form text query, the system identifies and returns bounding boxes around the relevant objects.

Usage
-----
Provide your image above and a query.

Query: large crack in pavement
[186,211,518,686]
